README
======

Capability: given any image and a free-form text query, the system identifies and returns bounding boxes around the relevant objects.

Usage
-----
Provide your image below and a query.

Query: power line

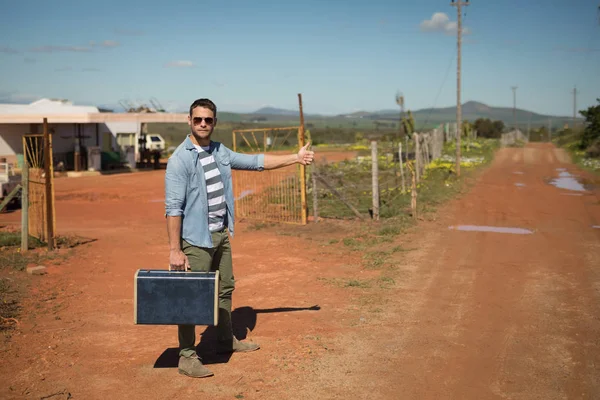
[418,52,456,131]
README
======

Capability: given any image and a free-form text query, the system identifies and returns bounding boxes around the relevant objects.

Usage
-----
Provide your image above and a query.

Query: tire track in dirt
[288,144,600,399]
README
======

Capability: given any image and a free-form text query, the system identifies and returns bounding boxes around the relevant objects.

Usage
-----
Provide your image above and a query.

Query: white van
[0,163,21,207]
[147,134,166,151]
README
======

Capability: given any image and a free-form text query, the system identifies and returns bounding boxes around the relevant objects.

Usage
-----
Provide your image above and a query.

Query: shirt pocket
[217,155,232,180]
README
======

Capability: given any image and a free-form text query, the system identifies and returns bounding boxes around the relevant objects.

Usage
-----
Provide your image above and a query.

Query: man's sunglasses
[192,117,215,125]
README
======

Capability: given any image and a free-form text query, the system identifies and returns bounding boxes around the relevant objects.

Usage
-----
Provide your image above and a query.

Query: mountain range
[249,101,581,128]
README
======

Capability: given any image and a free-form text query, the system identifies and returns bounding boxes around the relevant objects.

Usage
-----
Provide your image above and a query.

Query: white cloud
[164,60,195,68]
[420,12,470,35]
[101,40,119,48]
[0,45,19,54]
[554,46,600,53]
[31,40,118,54]
[90,40,119,48]
[31,45,91,53]
[114,28,145,36]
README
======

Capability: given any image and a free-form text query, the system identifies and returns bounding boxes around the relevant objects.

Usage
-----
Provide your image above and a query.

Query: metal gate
[22,119,56,246]
[232,127,307,225]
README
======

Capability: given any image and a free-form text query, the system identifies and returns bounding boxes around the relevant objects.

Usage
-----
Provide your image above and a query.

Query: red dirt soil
[1,144,599,399]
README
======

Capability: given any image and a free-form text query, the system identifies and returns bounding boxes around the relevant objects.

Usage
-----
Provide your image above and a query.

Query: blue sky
[1,0,599,116]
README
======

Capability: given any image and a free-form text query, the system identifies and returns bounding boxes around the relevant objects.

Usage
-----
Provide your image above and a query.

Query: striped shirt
[194,145,226,232]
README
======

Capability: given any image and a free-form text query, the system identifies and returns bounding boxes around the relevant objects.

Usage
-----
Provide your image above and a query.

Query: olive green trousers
[178,229,234,358]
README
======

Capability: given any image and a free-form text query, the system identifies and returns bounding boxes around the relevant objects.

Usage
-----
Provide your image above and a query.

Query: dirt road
[1,144,599,399]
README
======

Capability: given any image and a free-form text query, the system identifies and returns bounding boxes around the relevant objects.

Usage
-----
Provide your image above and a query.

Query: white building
[0,98,186,171]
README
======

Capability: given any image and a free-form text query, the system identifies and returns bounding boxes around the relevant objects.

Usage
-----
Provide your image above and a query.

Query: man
[165,98,314,378]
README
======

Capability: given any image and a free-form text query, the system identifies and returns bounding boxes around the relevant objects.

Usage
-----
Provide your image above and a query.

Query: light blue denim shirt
[165,135,265,248]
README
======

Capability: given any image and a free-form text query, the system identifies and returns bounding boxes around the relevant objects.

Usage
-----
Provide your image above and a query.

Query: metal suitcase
[134,269,219,326]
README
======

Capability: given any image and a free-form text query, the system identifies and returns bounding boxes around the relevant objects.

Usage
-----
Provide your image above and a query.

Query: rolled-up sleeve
[228,149,265,171]
[165,155,187,216]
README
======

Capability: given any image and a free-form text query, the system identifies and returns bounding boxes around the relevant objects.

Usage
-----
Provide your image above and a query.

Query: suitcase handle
[168,264,191,271]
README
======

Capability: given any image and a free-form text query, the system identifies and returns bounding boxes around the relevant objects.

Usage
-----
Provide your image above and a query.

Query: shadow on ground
[153,305,320,368]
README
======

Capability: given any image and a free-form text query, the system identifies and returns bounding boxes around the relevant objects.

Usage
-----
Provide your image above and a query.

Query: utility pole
[451,0,469,177]
[511,86,518,131]
[297,93,307,225]
[572,86,578,128]
[548,118,552,142]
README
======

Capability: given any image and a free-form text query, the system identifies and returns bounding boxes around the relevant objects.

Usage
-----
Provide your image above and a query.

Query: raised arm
[263,142,314,170]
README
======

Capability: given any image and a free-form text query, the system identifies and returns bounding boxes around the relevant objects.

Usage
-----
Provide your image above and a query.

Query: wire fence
[233,166,302,224]
[232,127,307,225]
[309,122,467,221]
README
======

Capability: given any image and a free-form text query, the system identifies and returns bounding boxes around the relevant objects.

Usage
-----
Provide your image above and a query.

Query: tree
[492,120,505,135]
[579,98,600,150]
[401,111,415,137]
[473,118,505,138]
[462,120,473,137]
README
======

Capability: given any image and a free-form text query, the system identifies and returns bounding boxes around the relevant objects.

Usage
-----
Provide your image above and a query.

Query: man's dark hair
[189,98,217,117]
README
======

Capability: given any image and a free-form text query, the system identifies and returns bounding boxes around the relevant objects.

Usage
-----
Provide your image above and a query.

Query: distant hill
[145,100,581,132]
[335,101,580,129]
[252,107,299,116]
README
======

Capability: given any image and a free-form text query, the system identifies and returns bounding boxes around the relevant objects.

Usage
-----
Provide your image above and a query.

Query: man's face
[188,106,217,143]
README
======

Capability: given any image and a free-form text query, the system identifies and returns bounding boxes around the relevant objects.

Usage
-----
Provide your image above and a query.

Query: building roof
[0,98,187,124]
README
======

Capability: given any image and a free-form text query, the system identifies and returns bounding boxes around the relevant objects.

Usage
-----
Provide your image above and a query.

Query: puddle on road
[515,183,526,187]
[548,170,587,192]
[149,199,165,203]
[513,171,524,175]
[556,168,567,172]
[448,225,534,235]
[593,226,600,229]
[561,193,583,196]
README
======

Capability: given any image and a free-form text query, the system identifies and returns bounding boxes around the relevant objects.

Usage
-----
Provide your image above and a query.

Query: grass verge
[552,129,600,175]
[310,138,498,220]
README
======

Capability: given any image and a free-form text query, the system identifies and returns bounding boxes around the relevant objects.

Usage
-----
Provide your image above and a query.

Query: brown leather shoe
[217,336,260,354]
[178,354,214,378]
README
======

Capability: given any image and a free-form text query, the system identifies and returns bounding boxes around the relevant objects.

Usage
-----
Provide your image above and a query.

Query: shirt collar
[184,134,212,151]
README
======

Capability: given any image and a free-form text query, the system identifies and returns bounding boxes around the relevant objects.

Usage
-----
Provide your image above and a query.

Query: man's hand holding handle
[169,249,190,271]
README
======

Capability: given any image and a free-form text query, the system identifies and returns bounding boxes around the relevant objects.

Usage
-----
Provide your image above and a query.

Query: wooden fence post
[371,140,379,221]
[424,134,430,166]
[399,142,406,193]
[43,118,55,250]
[407,162,417,220]
[298,94,307,225]
[311,163,318,223]
[21,160,29,252]
[414,133,420,183]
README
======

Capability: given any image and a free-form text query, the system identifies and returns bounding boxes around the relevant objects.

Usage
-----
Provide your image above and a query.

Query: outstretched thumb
[302,141,311,150]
